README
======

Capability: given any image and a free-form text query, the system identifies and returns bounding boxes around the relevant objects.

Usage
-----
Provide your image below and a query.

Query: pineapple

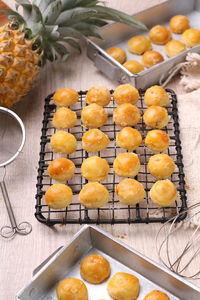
[0,0,146,108]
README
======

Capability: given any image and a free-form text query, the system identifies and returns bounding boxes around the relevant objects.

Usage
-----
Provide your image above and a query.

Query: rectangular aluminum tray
[86,0,200,88]
[16,226,200,300]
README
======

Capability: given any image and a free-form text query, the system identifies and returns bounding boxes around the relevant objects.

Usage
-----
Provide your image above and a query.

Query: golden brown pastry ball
[116,127,142,151]
[143,106,169,129]
[52,107,77,129]
[114,84,139,105]
[165,40,186,57]
[116,179,145,205]
[44,184,72,209]
[144,289,170,300]
[123,60,144,74]
[113,153,140,178]
[86,86,111,106]
[182,28,200,47]
[53,88,79,107]
[56,278,88,300]
[148,154,175,179]
[47,158,75,182]
[80,254,110,284]
[128,35,152,55]
[50,131,77,154]
[113,103,140,127]
[144,86,169,107]
[142,50,164,68]
[169,15,190,34]
[145,130,170,152]
[81,156,109,181]
[107,272,139,300]
[79,182,110,208]
[82,129,110,153]
[81,104,108,128]
[150,179,177,207]
[106,47,127,64]
[149,25,171,45]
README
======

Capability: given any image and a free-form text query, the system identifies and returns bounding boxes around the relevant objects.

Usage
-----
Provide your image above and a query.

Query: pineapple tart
[82,129,110,153]
[106,47,127,64]
[169,15,190,34]
[81,156,109,181]
[144,86,169,107]
[113,103,140,127]
[44,184,72,209]
[143,106,169,129]
[113,153,140,178]
[165,40,186,57]
[47,157,75,182]
[56,278,88,300]
[149,25,171,45]
[86,86,111,106]
[80,254,110,284]
[50,131,77,154]
[123,60,144,74]
[150,179,177,207]
[52,107,77,129]
[81,104,108,128]
[116,127,142,151]
[147,154,175,179]
[145,130,170,152]
[79,182,110,208]
[116,179,145,205]
[53,88,79,106]
[0,1,147,108]
[107,272,140,300]
[142,50,164,68]
[128,35,151,54]
[182,28,200,47]
[113,84,139,105]
[144,289,170,300]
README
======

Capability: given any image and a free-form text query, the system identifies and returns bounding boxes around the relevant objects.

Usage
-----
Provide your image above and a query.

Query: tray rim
[16,225,200,299]
[86,37,200,79]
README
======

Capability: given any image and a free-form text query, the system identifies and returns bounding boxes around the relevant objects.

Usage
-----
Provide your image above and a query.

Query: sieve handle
[0,180,17,229]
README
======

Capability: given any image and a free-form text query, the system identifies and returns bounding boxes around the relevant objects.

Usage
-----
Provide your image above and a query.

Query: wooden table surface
[1,1,200,299]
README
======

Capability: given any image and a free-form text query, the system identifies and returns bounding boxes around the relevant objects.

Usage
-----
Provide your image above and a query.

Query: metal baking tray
[16,225,200,300]
[35,89,187,226]
[86,0,200,88]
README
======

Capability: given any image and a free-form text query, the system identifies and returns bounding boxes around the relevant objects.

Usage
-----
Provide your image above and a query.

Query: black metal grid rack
[35,88,187,226]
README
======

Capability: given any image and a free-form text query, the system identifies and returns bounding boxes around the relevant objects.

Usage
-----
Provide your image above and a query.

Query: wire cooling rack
[35,88,187,226]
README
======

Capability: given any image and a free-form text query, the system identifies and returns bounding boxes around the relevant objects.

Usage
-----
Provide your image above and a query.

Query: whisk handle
[0,181,17,229]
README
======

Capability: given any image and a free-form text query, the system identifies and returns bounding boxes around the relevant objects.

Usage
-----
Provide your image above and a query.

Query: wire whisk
[156,202,200,280]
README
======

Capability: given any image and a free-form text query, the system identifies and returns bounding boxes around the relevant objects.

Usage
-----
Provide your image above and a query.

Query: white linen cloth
[167,53,200,227]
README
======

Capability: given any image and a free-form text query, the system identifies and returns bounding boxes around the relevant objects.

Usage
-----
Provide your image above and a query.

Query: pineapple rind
[0,25,40,107]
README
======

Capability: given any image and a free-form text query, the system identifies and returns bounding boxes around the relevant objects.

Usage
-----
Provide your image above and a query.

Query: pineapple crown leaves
[2,0,147,66]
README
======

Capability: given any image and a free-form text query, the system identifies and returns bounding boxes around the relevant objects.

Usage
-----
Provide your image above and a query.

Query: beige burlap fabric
[168,53,200,227]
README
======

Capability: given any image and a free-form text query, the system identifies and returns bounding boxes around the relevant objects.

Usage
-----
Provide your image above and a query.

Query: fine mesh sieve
[0,107,32,238]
